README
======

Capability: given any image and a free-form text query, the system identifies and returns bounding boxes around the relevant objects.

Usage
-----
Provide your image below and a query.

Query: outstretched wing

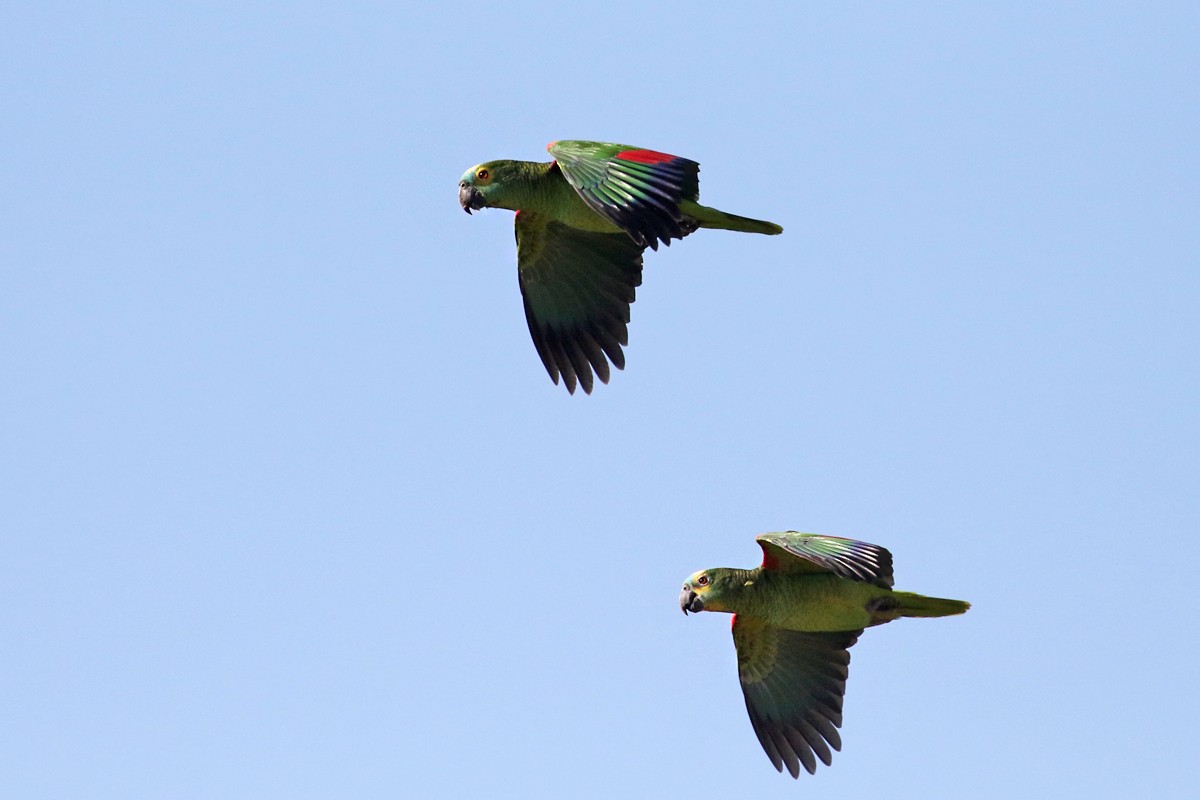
[733,615,861,778]
[756,532,894,589]
[515,210,645,394]
[547,140,700,250]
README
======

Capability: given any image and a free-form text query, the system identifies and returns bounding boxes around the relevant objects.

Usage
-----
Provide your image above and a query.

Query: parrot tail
[892,592,971,618]
[680,200,784,236]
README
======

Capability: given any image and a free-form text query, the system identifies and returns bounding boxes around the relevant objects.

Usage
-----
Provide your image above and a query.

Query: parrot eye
[476,168,490,181]
[697,574,710,587]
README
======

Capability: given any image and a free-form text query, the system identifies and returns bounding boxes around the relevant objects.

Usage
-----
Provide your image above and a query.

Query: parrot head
[680,569,736,614]
[458,161,516,214]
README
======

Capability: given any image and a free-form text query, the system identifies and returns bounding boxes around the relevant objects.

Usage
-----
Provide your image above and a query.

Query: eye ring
[477,168,489,180]
[697,575,710,586]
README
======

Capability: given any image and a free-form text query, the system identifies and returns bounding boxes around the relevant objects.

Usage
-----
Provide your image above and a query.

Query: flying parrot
[458,140,783,394]
[680,532,970,778]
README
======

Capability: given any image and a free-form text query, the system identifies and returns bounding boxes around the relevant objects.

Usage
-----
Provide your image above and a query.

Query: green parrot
[458,140,783,394]
[680,532,970,778]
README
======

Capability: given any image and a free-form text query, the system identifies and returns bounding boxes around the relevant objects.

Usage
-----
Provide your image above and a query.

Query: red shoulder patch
[760,548,780,571]
[546,141,557,151]
[615,148,677,165]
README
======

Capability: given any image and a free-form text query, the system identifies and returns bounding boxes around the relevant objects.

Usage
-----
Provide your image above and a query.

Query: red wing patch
[615,148,677,164]
[760,548,781,571]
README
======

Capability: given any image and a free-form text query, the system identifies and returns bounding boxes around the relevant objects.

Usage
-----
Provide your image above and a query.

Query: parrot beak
[680,586,704,615]
[459,181,487,214]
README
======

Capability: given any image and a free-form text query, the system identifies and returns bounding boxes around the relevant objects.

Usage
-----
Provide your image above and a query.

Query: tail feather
[681,200,783,236]
[893,591,971,618]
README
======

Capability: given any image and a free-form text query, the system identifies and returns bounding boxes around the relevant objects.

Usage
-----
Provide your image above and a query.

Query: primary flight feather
[680,531,970,778]
[458,140,782,394]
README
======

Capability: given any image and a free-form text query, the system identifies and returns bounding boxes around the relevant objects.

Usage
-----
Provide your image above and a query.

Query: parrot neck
[494,161,617,232]
[708,568,766,614]
[490,161,563,212]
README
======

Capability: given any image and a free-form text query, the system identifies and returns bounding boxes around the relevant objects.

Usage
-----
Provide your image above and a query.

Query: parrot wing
[733,615,862,778]
[547,140,700,250]
[755,532,895,589]
[515,210,645,394]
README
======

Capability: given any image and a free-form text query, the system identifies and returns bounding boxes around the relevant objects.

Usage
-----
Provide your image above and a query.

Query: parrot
[458,140,783,394]
[679,531,970,778]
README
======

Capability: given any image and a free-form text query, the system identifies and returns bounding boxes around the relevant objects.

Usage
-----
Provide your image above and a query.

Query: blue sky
[3,3,1197,797]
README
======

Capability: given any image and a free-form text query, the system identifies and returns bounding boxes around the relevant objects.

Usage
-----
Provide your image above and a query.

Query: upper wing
[515,210,645,394]
[547,140,700,250]
[756,532,894,588]
[733,615,862,778]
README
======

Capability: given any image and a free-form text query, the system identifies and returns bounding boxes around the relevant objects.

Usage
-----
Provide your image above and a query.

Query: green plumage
[458,140,782,394]
[680,531,969,778]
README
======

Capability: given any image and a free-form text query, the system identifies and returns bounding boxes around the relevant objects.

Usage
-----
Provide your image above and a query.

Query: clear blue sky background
[3,3,1197,797]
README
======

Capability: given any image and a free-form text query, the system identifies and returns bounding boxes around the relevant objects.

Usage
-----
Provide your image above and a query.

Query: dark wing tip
[531,325,630,395]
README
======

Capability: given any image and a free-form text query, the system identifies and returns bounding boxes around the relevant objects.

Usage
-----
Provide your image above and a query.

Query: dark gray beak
[680,586,703,615]
[459,182,486,214]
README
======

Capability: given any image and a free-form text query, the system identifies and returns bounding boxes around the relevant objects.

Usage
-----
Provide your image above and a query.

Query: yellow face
[683,570,727,611]
[465,163,493,186]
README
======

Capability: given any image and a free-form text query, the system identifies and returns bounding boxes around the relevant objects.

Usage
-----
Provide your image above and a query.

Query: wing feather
[515,211,644,394]
[548,140,701,249]
[733,616,861,778]
[756,532,895,588]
